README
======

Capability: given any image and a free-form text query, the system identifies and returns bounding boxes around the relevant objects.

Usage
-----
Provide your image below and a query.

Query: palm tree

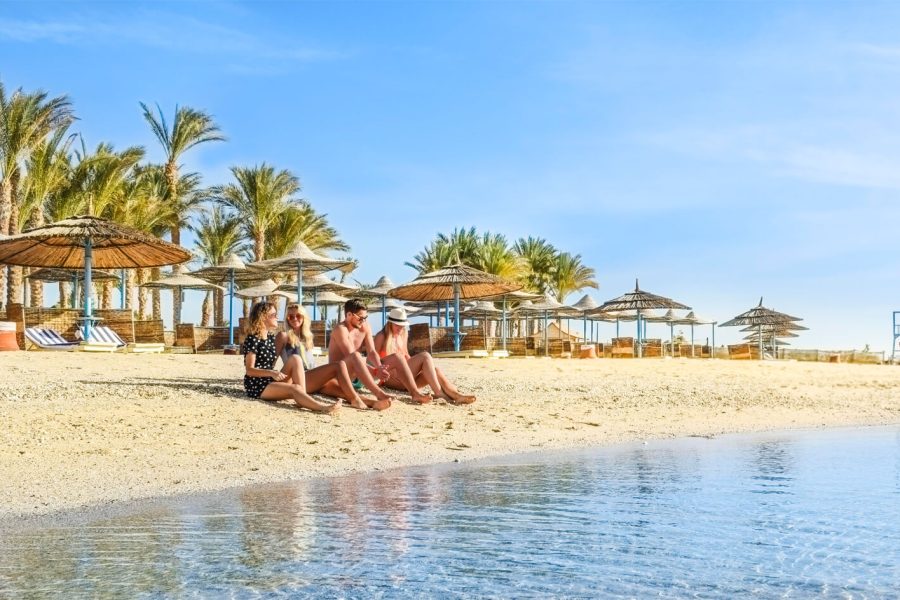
[549,252,598,302]
[264,201,349,258]
[0,83,74,306]
[140,102,224,322]
[19,127,76,306]
[211,164,299,261]
[194,205,244,325]
[513,236,557,294]
[473,232,522,280]
[406,226,481,273]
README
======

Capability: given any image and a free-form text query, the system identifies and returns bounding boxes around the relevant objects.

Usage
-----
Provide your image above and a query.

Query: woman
[241,301,339,413]
[372,308,476,404]
[275,303,390,411]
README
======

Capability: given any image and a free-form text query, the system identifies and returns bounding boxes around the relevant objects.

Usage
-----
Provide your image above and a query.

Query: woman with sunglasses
[241,301,339,413]
[276,303,390,410]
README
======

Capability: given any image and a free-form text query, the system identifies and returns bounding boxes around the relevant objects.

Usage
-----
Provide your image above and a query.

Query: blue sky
[2,1,899,352]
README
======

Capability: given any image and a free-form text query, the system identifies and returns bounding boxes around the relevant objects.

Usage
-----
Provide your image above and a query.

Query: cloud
[0,10,343,70]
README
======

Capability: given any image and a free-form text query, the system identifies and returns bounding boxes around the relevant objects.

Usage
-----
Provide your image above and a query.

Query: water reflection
[1,427,899,597]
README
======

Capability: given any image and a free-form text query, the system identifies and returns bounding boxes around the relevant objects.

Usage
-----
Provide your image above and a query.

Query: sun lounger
[24,327,79,351]
[76,325,127,352]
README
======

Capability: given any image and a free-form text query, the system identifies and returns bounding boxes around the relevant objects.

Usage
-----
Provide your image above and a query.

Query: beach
[1,352,899,520]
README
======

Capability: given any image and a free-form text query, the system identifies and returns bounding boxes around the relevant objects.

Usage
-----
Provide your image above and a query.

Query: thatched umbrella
[674,311,717,357]
[719,298,802,359]
[569,294,599,342]
[234,278,294,301]
[141,273,226,325]
[643,308,682,356]
[189,253,266,347]
[277,272,358,323]
[247,242,353,320]
[0,215,190,339]
[389,263,521,351]
[463,300,504,342]
[595,279,690,357]
[26,267,120,310]
[516,294,578,357]
[353,275,396,328]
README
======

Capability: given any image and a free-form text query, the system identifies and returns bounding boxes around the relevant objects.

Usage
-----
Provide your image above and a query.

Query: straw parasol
[0,215,191,339]
[353,275,396,328]
[719,298,802,359]
[569,294,599,342]
[276,272,359,321]
[140,272,226,325]
[189,253,263,347]
[674,311,717,357]
[247,241,353,320]
[593,279,690,357]
[389,263,521,351]
[26,267,121,311]
[234,278,294,300]
[517,294,578,356]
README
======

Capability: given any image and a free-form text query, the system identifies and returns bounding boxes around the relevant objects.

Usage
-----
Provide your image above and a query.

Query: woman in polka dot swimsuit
[241,301,339,414]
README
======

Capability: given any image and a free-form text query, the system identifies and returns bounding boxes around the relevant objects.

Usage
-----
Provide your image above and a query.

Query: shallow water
[2,426,899,598]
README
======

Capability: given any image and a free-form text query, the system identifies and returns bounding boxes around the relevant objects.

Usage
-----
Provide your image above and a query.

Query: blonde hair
[246,301,277,338]
[284,303,313,350]
[377,321,403,356]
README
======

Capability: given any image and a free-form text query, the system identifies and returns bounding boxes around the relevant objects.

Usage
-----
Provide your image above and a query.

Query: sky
[2,0,899,353]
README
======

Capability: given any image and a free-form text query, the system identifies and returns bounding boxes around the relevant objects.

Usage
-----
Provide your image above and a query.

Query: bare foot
[367,397,392,411]
[449,394,476,405]
[412,392,433,404]
[322,400,341,415]
[346,396,369,410]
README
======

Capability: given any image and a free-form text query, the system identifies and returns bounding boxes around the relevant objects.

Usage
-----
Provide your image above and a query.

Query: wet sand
[1,352,898,518]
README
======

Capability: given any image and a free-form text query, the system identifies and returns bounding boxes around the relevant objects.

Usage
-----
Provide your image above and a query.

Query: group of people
[241,298,476,413]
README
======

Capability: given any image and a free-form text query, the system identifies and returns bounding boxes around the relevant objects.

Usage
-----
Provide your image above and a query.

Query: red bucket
[0,322,19,351]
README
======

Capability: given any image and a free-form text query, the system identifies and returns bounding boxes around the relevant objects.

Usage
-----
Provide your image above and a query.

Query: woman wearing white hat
[372,307,476,404]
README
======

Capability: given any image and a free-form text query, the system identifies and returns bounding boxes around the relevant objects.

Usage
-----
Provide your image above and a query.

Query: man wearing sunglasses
[328,298,395,406]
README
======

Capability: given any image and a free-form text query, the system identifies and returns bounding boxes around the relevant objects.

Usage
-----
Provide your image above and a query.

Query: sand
[1,351,899,519]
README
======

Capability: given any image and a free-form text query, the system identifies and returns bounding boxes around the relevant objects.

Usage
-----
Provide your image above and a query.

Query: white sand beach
[1,352,899,519]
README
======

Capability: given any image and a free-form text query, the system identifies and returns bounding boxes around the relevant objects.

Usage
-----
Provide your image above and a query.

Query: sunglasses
[354,313,368,321]
[287,314,303,321]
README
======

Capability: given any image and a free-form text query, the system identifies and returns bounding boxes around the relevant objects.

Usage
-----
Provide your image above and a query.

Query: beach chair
[76,325,127,352]
[24,327,79,351]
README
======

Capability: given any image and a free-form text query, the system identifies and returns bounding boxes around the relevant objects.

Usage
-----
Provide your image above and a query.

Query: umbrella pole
[502,296,508,351]
[453,286,461,352]
[691,324,695,357]
[544,309,549,357]
[83,238,93,341]
[712,323,716,358]
[312,288,318,321]
[228,269,235,346]
[758,324,763,360]
[636,310,642,358]
[296,259,305,319]
[119,269,126,309]
[71,273,78,309]
[670,323,674,357]
[381,295,387,330]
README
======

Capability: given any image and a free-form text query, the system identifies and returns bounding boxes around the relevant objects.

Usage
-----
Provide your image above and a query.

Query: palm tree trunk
[171,227,184,325]
[201,291,212,326]
[215,288,224,326]
[101,281,114,309]
[126,269,136,311]
[6,189,22,307]
[138,268,150,319]
[151,267,161,320]
[58,281,69,308]
[28,270,43,308]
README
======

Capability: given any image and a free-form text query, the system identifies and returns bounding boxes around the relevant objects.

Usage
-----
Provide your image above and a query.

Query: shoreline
[2,353,899,520]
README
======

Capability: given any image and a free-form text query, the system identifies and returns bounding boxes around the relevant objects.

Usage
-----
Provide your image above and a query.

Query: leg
[259,382,339,413]
[382,353,433,404]
[281,354,306,387]
[306,363,390,411]
[342,352,394,403]
[413,360,475,404]
[403,353,448,400]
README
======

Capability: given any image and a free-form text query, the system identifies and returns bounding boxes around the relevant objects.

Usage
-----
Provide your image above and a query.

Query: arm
[244,351,287,381]
[274,331,287,361]
[362,324,391,379]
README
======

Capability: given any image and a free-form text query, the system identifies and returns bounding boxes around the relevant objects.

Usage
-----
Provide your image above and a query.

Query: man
[328,298,403,406]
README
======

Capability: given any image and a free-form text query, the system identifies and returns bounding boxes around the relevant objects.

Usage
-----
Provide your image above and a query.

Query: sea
[1,426,898,598]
